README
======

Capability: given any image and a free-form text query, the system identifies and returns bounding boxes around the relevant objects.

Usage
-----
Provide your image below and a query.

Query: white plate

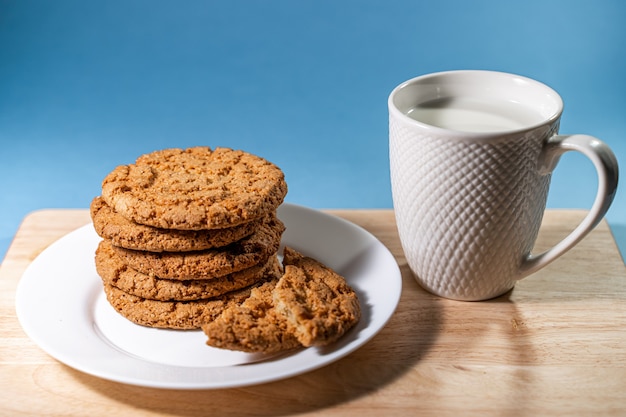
[16,203,401,389]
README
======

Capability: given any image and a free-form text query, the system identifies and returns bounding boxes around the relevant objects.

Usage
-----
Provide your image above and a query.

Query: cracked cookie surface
[202,278,301,354]
[101,147,287,230]
[273,247,361,347]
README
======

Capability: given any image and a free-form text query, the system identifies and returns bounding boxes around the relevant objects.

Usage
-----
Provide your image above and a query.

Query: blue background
[1,0,625,263]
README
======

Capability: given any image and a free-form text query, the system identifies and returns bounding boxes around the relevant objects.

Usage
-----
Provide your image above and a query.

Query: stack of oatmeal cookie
[91,147,360,354]
[91,147,287,330]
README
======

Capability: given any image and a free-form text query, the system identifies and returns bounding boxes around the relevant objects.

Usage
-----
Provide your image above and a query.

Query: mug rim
[388,70,564,138]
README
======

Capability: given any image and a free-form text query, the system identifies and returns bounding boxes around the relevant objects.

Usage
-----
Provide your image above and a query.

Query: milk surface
[406,97,544,133]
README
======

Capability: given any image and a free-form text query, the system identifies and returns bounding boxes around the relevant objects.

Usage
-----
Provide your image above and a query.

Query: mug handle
[519,134,619,278]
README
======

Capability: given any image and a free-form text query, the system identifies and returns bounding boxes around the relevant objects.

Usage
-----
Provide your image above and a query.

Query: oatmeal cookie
[96,239,281,301]
[201,278,302,353]
[100,147,287,230]
[202,248,361,353]
[273,247,361,347]
[91,196,264,252]
[103,281,268,330]
[111,216,285,279]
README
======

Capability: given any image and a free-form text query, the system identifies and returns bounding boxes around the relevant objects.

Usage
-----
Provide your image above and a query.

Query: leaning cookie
[201,278,302,353]
[101,147,288,230]
[273,247,361,347]
[95,239,281,301]
[111,216,285,280]
[90,196,264,252]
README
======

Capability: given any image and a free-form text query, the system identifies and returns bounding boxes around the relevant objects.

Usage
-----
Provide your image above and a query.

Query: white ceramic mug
[389,70,619,301]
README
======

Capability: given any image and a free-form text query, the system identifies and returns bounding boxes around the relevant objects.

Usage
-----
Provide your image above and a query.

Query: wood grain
[1,209,624,417]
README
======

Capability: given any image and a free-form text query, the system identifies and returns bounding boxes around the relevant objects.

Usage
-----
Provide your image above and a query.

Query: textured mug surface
[389,70,619,301]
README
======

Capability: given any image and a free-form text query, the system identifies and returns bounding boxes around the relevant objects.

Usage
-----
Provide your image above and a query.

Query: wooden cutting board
[0,209,624,417]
